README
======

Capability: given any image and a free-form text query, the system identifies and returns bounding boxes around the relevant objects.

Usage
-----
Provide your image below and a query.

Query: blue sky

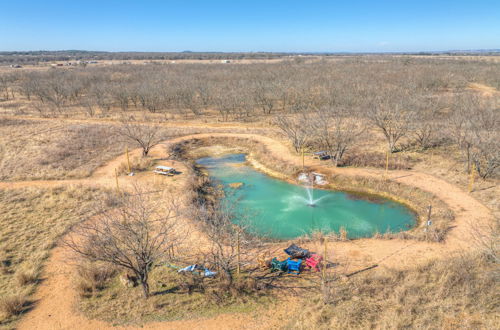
[0,0,498,52]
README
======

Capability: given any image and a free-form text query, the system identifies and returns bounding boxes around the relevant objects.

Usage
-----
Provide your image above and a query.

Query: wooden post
[385,150,389,178]
[322,238,327,281]
[126,147,131,174]
[302,145,305,170]
[236,229,241,277]
[114,168,119,192]
[468,163,476,193]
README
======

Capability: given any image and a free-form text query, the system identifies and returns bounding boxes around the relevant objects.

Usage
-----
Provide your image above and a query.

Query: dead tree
[274,113,312,153]
[312,108,365,167]
[411,98,443,150]
[117,120,163,156]
[190,193,260,288]
[64,187,184,298]
[367,93,415,153]
[0,73,16,100]
[469,106,499,179]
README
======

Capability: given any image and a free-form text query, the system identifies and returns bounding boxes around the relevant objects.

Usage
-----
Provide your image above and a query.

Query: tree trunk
[141,281,150,298]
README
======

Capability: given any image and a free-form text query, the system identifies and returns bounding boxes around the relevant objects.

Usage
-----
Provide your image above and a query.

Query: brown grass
[75,263,117,298]
[0,295,29,320]
[0,120,131,180]
[117,156,156,175]
[0,186,109,325]
[291,253,498,329]
[78,265,271,326]
[14,269,38,287]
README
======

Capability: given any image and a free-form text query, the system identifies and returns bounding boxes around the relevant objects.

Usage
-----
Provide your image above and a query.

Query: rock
[228,182,244,189]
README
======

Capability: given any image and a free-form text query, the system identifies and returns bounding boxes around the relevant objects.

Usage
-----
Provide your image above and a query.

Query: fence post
[302,145,305,170]
[468,163,476,193]
[126,147,131,174]
[322,238,327,282]
[385,150,389,178]
[115,168,120,192]
[236,229,241,277]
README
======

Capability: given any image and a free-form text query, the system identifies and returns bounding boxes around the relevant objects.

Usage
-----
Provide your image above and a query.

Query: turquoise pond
[196,154,416,240]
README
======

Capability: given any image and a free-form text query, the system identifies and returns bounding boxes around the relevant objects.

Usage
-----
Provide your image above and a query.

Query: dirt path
[468,82,499,97]
[3,131,494,330]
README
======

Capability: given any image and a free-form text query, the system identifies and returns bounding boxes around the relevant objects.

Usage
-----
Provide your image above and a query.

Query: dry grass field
[291,253,498,329]
[0,119,130,181]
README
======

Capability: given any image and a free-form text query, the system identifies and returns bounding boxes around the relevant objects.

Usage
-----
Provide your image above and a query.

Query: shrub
[117,156,156,175]
[76,263,116,297]
[14,268,38,286]
[0,294,28,319]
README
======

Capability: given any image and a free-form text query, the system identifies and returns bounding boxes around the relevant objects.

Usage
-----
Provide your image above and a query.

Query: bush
[76,263,116,297]
[117,156,155,175]
[0,294,28,319]
[14,268,38,286]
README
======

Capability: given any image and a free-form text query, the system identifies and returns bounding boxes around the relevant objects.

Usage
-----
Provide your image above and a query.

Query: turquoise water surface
[196,154,416,240]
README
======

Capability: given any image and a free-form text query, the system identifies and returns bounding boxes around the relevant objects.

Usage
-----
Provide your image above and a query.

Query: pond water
[196,154,416,240]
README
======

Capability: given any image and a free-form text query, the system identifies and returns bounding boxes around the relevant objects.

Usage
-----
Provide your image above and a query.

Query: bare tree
[469,106,499,179]
[253,80,278,115]
[117,120,163,156]
[191,194,260,287]
[0,73,16,100]
[411,98,443,150]
[449,95,499,178]
[274,113,312,153]
[367,92,415,153]
[64,187,184,298]
[312,107,365,167]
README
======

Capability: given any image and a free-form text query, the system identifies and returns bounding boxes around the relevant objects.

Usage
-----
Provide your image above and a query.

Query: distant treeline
[1,50,499,65]
[0,51,293,65]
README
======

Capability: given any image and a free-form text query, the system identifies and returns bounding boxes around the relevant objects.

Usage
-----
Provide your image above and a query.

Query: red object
[305,254,322,272]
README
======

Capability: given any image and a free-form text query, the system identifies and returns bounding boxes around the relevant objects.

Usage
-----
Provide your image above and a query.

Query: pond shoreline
[172,137,453,242]
[196,153,418,240]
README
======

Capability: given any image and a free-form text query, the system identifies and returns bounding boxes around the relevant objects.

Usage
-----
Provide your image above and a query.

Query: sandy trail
[1,131,493,330]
